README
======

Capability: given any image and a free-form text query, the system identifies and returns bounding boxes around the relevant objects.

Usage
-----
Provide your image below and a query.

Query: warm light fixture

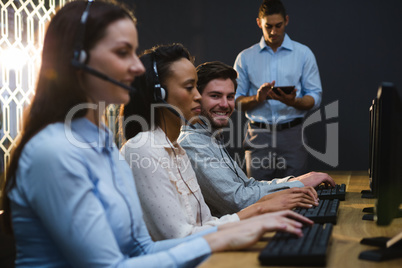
[0,0,71,174]
[0,47,30,71]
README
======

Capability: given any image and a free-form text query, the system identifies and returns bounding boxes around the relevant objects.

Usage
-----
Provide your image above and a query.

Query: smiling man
[234,0,323,180]
[178,61,334,218]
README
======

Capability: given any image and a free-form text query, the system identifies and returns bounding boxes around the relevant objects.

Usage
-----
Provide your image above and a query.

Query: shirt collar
[153,127,186,154]
[70,117,115,153]
[258,33,293,52]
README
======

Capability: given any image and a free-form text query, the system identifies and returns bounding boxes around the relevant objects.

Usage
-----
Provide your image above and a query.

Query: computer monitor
[371,82,402,226]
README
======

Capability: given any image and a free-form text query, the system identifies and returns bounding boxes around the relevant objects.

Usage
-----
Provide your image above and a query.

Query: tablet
[266,86,295,99]
[272,86,295,95]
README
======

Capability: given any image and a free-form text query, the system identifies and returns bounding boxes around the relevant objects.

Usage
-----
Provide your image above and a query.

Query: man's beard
[201,109,229,129]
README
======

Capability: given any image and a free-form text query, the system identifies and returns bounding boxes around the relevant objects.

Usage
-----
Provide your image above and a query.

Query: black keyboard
[294,199,340,224]
[316,183,346,201]
[259,223,333,266]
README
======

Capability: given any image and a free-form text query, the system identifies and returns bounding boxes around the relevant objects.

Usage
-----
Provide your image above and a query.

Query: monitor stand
[362,209,402,221]
[359,232,402,262]
[362,207,374,213]
[361,189,376,199]
[362,207,375,221]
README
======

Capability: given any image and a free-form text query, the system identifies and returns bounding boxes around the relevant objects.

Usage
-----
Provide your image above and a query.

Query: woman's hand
[205,210,313,252]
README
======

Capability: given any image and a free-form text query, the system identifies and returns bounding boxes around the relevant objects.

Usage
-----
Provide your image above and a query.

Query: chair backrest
[0,213,15,268]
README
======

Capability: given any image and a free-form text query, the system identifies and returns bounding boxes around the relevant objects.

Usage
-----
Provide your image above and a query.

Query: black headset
[70,0,136,93]
[151,55,196,129]
[152,58,167,101]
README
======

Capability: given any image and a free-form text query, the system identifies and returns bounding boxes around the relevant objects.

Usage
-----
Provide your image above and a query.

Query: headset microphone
[71,59,136,93]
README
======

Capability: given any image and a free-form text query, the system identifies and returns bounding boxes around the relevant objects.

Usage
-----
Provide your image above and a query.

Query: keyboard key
[316,183,346,201]
[294,199,339,224]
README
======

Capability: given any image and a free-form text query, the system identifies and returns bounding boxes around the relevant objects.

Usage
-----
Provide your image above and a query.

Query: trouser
[243,122,308,181]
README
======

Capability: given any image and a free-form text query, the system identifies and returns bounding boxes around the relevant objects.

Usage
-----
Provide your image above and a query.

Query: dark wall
[126,0,402,171]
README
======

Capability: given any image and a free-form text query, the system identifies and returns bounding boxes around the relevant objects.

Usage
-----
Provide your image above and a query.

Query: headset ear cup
[79,50,87,64]
[160,87,167,100]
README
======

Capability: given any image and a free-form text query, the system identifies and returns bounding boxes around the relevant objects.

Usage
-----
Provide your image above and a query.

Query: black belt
[250,118,303,131]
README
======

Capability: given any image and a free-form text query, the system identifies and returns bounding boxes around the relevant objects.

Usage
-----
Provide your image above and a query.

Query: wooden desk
[199,171,402,268]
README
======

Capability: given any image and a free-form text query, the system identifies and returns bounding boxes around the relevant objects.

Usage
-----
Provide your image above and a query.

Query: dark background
[124,0,402,172]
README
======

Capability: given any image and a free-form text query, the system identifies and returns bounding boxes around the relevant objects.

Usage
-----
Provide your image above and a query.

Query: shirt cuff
[169,237,212,267]
[188,226,218,238]
[267,176,305,188]
[305,92,321,109]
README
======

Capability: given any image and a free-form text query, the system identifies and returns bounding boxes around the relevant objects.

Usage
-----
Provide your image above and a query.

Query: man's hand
[256,81,276,102]
[255,187,319,212]
[235,80,277,111]
[268,88,315,110]
[289,171,336,188]
[267,87,297,106]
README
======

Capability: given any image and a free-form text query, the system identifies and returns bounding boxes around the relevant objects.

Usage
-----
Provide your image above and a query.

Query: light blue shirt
[8,118,213,267]
[234,34,322,124]
[179,123,305,217]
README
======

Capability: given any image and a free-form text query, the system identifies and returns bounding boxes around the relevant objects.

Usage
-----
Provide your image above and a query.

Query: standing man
[234,0,322,180]
[179,61,334,218]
